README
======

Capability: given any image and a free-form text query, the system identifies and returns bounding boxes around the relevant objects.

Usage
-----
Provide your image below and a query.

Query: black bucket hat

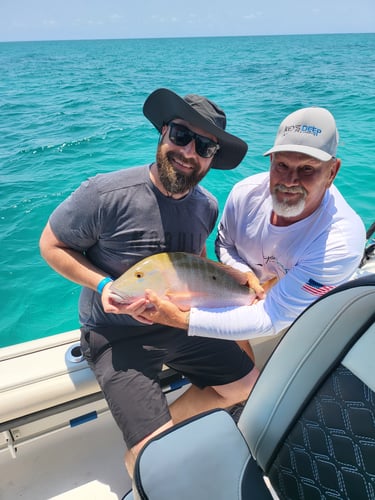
[143,88,248,170]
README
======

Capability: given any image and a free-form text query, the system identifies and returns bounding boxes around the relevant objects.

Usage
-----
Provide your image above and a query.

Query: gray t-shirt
[49,164,218,329]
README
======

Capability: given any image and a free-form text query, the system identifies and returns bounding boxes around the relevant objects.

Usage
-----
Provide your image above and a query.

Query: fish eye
[135,272,144,279]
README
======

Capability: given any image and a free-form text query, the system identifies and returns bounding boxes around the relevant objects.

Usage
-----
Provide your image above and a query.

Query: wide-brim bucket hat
[143,88,248,170]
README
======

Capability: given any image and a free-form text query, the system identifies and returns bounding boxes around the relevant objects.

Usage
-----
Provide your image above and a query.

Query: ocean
[1,33,374,348]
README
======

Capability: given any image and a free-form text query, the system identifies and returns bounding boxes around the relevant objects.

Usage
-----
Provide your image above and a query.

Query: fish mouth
[109,288,149,306]
[108,290,131,304]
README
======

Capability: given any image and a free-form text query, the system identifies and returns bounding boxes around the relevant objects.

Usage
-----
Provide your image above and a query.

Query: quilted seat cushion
[268,364,375,499]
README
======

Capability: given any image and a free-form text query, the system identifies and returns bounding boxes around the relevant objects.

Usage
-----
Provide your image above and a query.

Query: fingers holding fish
[101,286,127,314]
[142,289,190,330]
[246,272,265,301]
[124,297,155,325]
[104,281,190,329]
[103,291,152,324]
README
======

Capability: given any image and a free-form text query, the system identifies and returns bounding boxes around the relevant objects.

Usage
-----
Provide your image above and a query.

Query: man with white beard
[137,107,366,348]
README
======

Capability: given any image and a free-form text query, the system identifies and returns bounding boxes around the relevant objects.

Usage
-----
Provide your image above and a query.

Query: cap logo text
[283,124,322,137]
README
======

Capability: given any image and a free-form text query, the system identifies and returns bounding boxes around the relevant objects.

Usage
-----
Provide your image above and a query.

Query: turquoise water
[1,34,374,347]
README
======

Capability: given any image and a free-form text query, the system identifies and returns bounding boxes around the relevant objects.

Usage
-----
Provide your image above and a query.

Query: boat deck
[0,384,192,500]
[1,407,131,499]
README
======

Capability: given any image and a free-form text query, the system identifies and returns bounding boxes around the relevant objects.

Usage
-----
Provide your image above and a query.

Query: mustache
[274,184,307,195]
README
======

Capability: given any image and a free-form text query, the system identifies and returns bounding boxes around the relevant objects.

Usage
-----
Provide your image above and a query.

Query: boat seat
[123,274,375,500]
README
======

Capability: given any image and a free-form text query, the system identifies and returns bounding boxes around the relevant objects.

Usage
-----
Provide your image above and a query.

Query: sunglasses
[168,122,220,158]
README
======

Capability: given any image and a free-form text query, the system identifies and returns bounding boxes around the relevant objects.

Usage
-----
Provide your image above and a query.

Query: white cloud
[109,14,122,22]
[42,19,56,26]
[244,12,263,20]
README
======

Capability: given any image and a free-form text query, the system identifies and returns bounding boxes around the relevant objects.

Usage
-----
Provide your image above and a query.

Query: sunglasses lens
[168,123,219,158]
[169,123,192,147]
[195,137,217,158]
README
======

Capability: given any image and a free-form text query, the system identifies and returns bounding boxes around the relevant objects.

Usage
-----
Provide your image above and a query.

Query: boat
[1,224,374,500]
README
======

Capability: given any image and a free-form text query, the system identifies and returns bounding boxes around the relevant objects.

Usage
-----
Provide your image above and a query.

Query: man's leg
[80,329,173,479]
[169,365,259,424]
[125,365,259,476]
[164,333,257,424]
[237,339,255,362]
[125,420,174,477]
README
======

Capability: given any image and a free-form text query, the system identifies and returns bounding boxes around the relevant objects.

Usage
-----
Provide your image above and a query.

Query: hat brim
[143,88,248,170]
[263,144,332,162]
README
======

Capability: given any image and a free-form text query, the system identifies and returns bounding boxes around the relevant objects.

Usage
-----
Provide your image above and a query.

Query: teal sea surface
[1,34,374,347]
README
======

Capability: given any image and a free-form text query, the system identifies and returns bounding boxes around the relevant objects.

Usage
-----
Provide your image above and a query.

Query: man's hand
[141,289,190,330]
[101,284,189,328]
[246,272,266,301]
[101,284,154,324]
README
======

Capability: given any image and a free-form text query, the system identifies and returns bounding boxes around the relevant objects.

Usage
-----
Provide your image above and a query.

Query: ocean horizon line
[1,31,374,44]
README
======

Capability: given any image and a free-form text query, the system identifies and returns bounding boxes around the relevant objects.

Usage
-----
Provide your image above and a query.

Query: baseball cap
[264,107,339,161]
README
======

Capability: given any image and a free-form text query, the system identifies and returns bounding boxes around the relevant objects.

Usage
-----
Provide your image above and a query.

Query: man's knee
[125,419,174,477]
[214,365,260,405]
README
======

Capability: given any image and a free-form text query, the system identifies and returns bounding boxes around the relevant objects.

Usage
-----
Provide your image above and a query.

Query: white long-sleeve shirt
[188,172,366,340]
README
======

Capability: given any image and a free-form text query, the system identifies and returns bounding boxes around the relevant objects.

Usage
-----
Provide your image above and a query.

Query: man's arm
[39,222,108,291]
[40,221,164,319]
[39,222,123,314]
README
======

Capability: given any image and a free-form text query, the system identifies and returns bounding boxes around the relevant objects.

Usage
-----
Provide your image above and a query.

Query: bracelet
[97,277,113,294]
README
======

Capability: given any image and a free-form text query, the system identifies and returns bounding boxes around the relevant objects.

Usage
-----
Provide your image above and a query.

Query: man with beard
[134,106,366,360]
[39,88,256,477]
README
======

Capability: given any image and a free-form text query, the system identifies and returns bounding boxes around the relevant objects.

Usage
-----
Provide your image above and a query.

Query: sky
[1,0,374,42]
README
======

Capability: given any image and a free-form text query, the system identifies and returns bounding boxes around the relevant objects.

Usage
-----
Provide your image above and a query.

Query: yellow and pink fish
[110,252,257,309]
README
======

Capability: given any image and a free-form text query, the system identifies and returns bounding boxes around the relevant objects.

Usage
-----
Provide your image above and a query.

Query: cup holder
[67,343,84,363]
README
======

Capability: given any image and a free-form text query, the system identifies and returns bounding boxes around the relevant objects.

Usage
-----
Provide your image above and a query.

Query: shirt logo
[302,278,335,297]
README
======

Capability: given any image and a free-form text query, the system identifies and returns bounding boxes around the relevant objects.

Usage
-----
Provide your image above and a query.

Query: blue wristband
[97,277,113,295]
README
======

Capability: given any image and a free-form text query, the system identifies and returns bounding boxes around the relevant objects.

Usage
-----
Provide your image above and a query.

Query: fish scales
[110,252,254,309]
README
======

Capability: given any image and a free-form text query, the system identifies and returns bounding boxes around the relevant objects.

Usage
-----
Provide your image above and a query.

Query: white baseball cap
[264,107,339,161]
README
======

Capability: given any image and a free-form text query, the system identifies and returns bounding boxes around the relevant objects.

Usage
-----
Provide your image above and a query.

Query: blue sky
[1,0,374,42]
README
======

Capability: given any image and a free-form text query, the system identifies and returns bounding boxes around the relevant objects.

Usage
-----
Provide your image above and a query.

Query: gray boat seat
[123,274,375,499]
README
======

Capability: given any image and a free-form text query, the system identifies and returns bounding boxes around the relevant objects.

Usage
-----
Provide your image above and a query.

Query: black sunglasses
[168,122,220,158]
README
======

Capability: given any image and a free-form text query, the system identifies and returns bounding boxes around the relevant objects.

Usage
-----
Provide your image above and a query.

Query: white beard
[271,194,306,218]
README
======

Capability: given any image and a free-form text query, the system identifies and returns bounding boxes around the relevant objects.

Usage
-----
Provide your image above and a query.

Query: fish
[110,252,256,309]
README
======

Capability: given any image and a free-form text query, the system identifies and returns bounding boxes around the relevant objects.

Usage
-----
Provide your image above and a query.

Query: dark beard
[156,148,206,195]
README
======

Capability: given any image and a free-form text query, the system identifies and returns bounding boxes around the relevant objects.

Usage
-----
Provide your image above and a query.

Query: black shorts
[80,324,253,449]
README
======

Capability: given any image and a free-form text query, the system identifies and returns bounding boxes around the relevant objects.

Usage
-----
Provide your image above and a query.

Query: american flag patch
[302,278,335,297]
